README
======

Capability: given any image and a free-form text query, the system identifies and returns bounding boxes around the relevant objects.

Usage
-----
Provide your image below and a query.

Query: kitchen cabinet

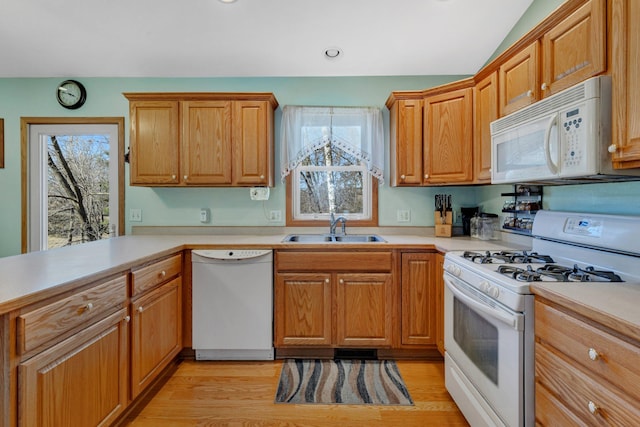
[610,0,640,168]
[274,250,394,349]
[125,92,278,187]
[130,255,183,398]
[399,252,437,348]
[15,274,129,427]
[473,71,498,183]
[387,94,424,186]
[499,0,605,116]
[534,298,640,426]
[424,85,474,184]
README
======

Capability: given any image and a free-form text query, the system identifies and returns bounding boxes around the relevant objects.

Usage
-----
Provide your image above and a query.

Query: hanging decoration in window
[280,106,384,184]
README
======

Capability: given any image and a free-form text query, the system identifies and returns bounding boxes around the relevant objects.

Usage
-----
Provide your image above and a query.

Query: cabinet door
[131,277,182,398]
[473,72,498,183]
[400,253,437,347]
[424,87,473,184]
[19,309,129,427]
[274,273,332,346]
[541,0,605,97]
[435,253,445,355]
[611,0,640,168]
[181,101,232,185]
[232,100,272,186]
[336,273,393,347]
[389,99,423,186]
[129,100,180,185]
[499,42,539,116]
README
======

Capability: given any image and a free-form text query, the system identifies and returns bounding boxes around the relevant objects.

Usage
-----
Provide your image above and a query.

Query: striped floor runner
[275,359,414,405]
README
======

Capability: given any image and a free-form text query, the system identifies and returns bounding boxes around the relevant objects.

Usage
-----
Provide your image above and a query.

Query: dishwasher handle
[192,249,272,261]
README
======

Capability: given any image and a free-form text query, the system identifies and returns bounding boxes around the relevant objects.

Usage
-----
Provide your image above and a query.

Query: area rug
[275,359,414,405]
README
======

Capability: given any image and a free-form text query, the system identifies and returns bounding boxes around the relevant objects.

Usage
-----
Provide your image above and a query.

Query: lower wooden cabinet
[534,299,640,425]
[400,252,437,347]
[18,309,129,427]
[130,276,182,398]
[274,250,394,349]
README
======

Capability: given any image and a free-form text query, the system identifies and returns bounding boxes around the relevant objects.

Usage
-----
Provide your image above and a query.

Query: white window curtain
[280,105,385,184]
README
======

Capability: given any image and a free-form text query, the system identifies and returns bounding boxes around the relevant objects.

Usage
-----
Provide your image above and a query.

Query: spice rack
[501,185,543,235]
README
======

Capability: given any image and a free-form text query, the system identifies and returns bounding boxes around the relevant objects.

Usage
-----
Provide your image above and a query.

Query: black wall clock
[56,80,87,109]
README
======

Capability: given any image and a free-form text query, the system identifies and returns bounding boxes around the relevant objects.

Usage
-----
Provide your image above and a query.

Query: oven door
[444,272,524,427]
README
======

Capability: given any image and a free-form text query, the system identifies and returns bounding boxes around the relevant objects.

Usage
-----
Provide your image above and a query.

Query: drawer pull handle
[588,401,599,415]
[588,348,600,361]
[84,302,94,312]
[125,315,131,323]
[160,270,166,278]
[138,306,144,313]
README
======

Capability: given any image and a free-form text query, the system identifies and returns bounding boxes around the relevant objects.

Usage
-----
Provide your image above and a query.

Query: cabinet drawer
[131,253,182,297]
[535,301,640,402]
[17,274,127,355]
[536,342,640,426]
[276,251,392,272]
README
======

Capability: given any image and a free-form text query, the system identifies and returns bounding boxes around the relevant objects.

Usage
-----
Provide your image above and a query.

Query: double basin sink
[282,234,386,243]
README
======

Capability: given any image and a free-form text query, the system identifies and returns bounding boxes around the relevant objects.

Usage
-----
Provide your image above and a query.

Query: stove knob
[479,281,489,292]
[447,265,461,276]
[489,286,500,298]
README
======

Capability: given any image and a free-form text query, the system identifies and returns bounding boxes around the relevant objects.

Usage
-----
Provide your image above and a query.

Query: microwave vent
[491,76,608,134]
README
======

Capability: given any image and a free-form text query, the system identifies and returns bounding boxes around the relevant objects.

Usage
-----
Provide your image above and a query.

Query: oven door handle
[444,274,523,331]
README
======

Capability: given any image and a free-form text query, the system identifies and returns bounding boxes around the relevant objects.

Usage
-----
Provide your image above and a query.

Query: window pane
[298,170,363,215]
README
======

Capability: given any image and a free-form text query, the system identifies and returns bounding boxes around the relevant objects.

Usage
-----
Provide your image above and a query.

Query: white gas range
[443,210,640,427]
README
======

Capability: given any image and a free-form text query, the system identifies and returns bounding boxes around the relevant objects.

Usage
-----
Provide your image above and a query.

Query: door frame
[20,117,125,253]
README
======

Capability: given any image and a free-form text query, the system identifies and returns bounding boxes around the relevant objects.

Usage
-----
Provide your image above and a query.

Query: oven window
[453,297,499,384]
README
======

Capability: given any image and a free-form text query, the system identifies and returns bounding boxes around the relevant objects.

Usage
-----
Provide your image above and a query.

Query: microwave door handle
[544,114,559,175]
[444,275,522,330]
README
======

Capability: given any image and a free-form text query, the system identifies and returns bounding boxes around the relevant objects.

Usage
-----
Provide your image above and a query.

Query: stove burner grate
[462,250,554,264]
[497,264,624,283]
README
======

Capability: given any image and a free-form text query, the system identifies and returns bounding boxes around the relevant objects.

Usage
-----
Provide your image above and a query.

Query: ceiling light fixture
[324,47,342,60]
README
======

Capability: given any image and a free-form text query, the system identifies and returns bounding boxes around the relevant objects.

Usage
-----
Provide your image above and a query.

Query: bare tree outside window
[47,135,110,248]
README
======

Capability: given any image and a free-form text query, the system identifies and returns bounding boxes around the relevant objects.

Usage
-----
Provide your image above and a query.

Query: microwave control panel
[562,106,586,170]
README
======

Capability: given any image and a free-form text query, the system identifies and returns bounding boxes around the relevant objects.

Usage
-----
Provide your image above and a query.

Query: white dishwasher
[191,249,274,360]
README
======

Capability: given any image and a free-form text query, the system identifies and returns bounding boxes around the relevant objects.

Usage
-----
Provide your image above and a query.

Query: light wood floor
[122,359,470,426]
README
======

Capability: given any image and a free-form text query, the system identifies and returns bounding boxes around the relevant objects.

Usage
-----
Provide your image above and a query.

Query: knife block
[435,211,453,237]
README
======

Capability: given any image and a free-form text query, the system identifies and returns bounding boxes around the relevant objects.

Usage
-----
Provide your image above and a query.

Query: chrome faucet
[329,213,347,235]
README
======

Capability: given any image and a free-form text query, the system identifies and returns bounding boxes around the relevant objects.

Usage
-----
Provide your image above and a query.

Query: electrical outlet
[397,209,410,222]
[250,187,270,201]
[200,208,210,223]
[269,210,282,222]
[129,208,142,222]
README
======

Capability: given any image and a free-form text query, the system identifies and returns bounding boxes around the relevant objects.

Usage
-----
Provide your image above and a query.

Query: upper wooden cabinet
[424,84,474,184]
[388,95,424,186]
[610,0,640,168]
[125,92,278,187]
[473,71,498,183]
[386,80,474,186]
[500,0,606,116]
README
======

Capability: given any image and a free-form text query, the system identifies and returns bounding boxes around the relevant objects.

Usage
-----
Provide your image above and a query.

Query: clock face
[57,80,86,109]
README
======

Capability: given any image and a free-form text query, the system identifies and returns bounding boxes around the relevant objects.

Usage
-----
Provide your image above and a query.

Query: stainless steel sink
[282,234,385,243]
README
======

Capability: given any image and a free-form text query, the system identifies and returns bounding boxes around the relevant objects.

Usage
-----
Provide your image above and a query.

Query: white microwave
[491,76,640,184]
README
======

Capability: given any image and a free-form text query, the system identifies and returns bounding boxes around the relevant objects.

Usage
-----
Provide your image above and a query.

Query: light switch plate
[129,208,142,222]
[397,209,410,222]
[200,208,210,223]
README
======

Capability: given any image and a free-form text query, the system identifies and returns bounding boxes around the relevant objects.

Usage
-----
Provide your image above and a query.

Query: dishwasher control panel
[192,249,272,261]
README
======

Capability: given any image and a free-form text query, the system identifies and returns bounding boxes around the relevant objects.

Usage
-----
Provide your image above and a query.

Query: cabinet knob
[339,279,344,284]
[541,82,548,91]
[608,144,617,153]
[171,175,177,180]
[588,348,600,361]
[184,175,188,181]
[260,175,265,180]
[137,306,144,313]
[527,89,533,98]
[400,174,406,180]
[160,270,166,278]
[84,302,94,312]
[588,401,599,415]
[424,174,429,179]
[325,278,330,284]
[124,315,131,323]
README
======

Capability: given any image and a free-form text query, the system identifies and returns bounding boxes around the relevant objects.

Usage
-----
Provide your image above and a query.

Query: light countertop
[0,228,526,314]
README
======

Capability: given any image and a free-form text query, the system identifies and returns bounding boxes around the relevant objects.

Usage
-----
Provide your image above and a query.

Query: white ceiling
[0,0,534,78]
